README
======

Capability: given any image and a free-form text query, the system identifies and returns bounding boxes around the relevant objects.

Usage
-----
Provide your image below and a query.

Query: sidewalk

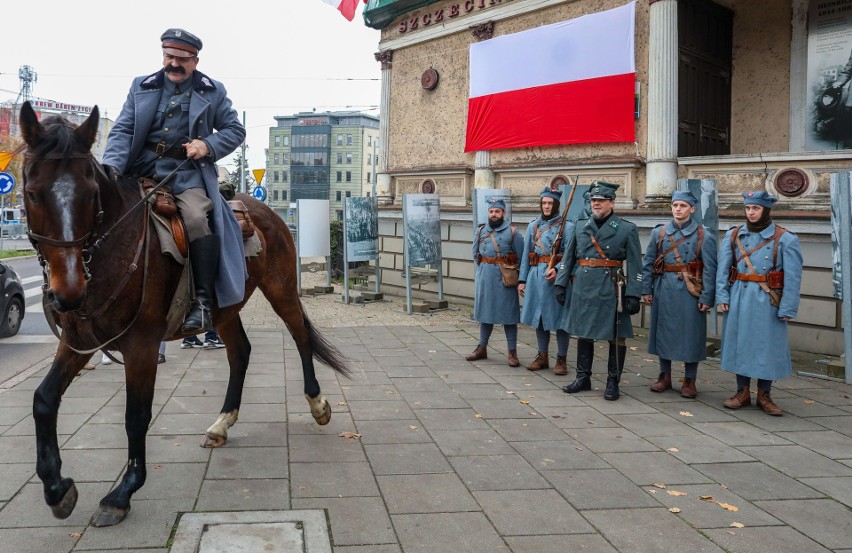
[0,285,850,552]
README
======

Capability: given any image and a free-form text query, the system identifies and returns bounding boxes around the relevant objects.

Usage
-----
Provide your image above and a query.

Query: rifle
[546,176,580,273]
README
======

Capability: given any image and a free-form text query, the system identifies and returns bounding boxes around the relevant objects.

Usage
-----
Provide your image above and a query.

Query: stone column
[374,50,394,205]
[645,0,679,206]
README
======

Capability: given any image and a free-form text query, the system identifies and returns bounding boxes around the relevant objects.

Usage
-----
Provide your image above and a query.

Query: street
[0,251,58,388]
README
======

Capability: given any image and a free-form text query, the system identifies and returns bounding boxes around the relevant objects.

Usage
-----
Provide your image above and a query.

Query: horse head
[19,101,104,312]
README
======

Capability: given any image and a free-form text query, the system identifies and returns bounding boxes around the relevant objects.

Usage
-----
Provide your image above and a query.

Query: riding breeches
[174,188,213,241]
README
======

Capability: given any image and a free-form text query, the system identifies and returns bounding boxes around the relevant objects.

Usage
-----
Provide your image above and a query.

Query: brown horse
[19,101,349,527]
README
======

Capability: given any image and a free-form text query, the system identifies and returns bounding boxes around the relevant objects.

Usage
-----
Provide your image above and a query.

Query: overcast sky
[1,0,382,173]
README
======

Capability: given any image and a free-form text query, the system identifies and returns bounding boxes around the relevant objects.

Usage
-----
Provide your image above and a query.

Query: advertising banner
[296,199,330,257]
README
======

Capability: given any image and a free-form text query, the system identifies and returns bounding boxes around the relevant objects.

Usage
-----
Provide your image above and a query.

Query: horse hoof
[201,433,226,448]
[90,504,130,527]
[49,480,78,520]
[314,400,332,426]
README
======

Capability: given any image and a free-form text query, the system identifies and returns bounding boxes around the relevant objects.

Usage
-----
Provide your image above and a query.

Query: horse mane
[28,115,81,160]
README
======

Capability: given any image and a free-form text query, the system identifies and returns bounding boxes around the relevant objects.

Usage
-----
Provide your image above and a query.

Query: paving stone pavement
[1,282,851,552]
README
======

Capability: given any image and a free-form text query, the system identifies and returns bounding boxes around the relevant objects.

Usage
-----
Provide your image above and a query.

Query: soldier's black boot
[563,339,594,393]
[182,234,220,334]
[604,343,627,401]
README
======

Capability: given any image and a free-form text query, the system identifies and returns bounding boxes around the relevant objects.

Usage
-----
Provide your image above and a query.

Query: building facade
[362,0,852,356]
[267,111,381,222]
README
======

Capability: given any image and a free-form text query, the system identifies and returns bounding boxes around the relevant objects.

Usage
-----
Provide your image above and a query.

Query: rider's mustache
[164,65,186,74]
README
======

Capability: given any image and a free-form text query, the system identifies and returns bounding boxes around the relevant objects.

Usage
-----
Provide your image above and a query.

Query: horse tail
[303,310,351,377]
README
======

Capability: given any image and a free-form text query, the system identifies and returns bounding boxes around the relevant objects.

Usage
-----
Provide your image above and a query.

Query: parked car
[0,260,25,337]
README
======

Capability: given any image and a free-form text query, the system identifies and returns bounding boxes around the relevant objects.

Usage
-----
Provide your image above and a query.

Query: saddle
[139,178,257,257]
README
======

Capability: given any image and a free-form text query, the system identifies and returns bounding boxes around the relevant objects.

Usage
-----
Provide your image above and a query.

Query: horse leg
[261,290,330,425]
[202,317,250,448]
[34,344,90,519]
[90,346,158,527]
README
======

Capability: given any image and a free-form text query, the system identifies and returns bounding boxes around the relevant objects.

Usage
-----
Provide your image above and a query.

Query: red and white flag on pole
[321,0,365,22]
[465,1,636,152]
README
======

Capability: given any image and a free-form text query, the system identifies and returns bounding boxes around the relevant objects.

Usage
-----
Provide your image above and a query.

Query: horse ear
[19,101,44,149]
[74,105,100,150]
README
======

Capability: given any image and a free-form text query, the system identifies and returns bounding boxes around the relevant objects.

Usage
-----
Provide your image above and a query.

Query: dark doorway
[678,0,734,157]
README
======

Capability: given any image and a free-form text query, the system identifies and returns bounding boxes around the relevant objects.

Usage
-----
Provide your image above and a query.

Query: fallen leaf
[629,346,638,351]
[337,401,348,406]
[153,464,163,470]
[668,507,681,513]
[803,400,815,404]
[650,482,667,489]
[730,522,745,528]
[667,447,679,453]
[409,425,418,430]
[338,431,362,440]
[575,447,584,451]
[679,411,694,417]
[717,502,739,512]
[647,489,658,494]
[522,423,528,427]
[720,484,728,489]
[528,411,538,416]
[727,531,737,535]
[506,391,515,394]
[699,495,715,502]
[520,400,530,405]
[528,394,536,399]
[474,413,483,418]
[69,532,82,539]
[667,490,687,497]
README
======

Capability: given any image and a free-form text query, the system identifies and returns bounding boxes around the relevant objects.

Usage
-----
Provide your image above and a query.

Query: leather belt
[529,253,562,266]
[663,264,689,272]
[578,258,622,268]
[145,143,187,160]
[480,256,510,264]
[735,273,769,282]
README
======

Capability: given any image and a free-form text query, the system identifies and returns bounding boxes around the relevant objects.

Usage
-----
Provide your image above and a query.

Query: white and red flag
[464,1,636,152]
[321,0,365,21]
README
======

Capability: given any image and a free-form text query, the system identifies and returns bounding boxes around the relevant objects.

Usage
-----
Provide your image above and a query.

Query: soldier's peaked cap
[161,28,202,56]
[589,180,619,200]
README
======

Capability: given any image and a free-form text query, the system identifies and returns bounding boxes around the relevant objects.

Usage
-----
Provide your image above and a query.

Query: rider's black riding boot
[182,234,220,334]
[604,343,628,401]
[562,339,594,393]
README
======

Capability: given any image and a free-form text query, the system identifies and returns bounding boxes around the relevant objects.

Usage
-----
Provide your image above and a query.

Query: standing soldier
[641,191,717,398]
[518,185,574,375]
[555,182,642,400]
[466,199,525,366]
[716,191,802,416]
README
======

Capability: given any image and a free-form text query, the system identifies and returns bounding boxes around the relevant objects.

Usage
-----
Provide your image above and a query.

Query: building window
[367,172,371,183]
[336,191,342,201]
[273,170,279,183]
[366,191,371,197]
[367,154,371,165]
[346,171,352,182]
[345,191,351,198]
[273,189,279,201]
[337,210,343,221]
[284,136,289,146]
[367,135,372,146]
[346,134,352,145]
[346,153,352,164]
[282,190,288,200]
[336,171,342,182]
[282,154,288,163]
[282,171,288,182]
[274,136,281,147]
[337,152,343,164]
[337,134,343,145]
[274,153,280,164]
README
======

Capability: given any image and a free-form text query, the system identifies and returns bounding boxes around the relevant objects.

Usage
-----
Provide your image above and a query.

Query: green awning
[363,0,442,29]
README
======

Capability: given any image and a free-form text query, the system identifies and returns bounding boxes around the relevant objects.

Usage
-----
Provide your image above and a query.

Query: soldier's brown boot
[650,373,672,393]
[554,355,568,376]
[507,350,520,367]
[756,389,783,416]
[723,386,751,409]
[680,377,697,399]
[465,345,487,362]
[526,352,549,371]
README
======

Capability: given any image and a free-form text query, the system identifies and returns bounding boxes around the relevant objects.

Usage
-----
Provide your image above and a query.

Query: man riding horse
[102,28,246,333]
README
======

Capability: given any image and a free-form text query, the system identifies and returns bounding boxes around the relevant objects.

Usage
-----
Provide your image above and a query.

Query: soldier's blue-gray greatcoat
[641,219,718,362]
[103,69,247,308]
[555,215,642,340]
[519,215,573,330]
[473,221,524,325]
[715,223,803,380]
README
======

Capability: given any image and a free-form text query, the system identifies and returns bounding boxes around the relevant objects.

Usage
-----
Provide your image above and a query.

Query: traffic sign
[0,172,15,195]
[252,186,267,201]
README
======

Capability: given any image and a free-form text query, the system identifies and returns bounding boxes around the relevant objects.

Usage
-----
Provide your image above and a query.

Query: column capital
[374,50,394,70]
[649,0,677,4]
[469,21,494,41]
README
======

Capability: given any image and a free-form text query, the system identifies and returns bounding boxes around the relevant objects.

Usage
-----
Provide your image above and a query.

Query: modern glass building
[267,111,380,222]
